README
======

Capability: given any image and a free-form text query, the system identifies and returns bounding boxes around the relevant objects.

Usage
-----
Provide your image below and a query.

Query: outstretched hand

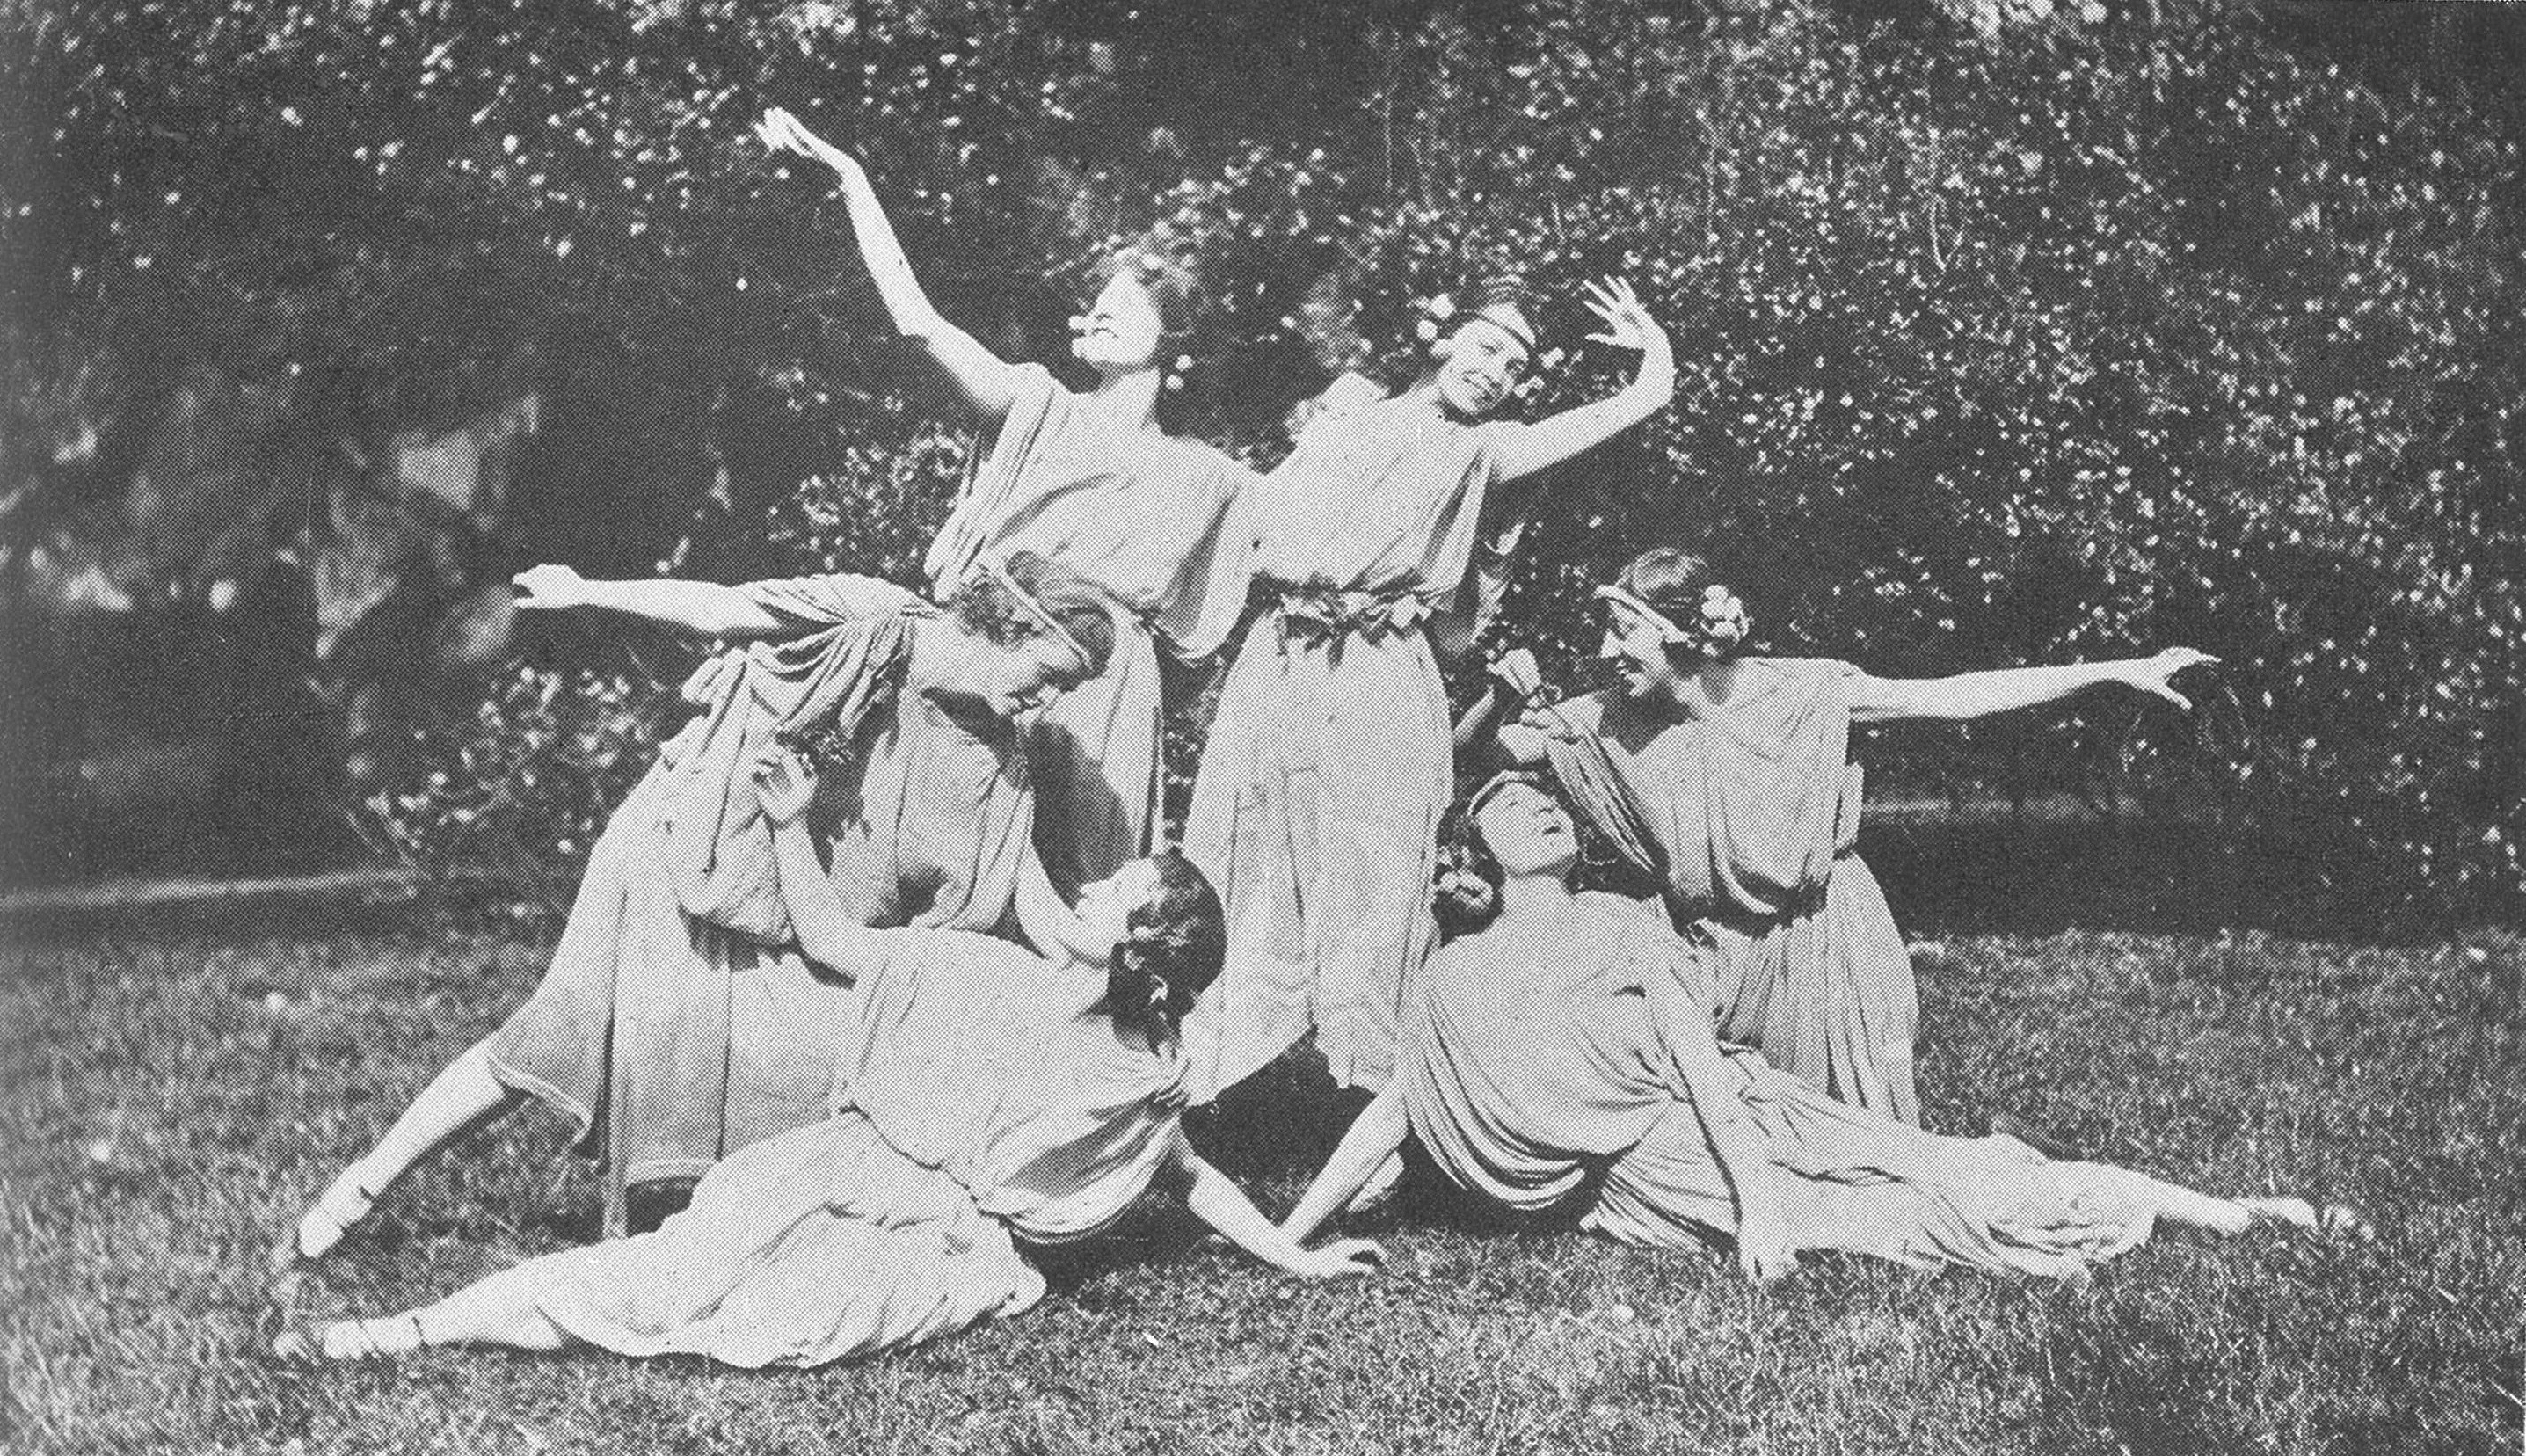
[750,747,819,826]
[1289,1238,1386,1280]
[1580,276,1665,353]
[756,106,862,181]
[510,564,588,612]
[2122,646,2222,710]
[1487,647,1544,703]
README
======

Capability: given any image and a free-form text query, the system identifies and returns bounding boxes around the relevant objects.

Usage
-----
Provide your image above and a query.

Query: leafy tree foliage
[9,0,2519,920]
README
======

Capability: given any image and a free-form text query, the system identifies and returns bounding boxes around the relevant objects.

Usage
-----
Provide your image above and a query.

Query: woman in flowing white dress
[1181,277,1677,1103]
[278,750,1381,1367]
[1278,772,2366,1283]
[761,108,1256,899]
[1482,547,2219,1123]
[288,553,1120,1251]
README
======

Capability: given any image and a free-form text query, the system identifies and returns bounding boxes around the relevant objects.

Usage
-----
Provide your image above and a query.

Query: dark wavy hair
[1086,247,1212,433]
[1431,771,1557,938]
[1612,546,1749,665]
[943,550,1118,686]
[1102,850,1227,1038]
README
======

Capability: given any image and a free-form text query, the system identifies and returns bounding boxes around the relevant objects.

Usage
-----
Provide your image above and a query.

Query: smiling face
[1073,858,1167,960]
[1433,317,1532,418]
[1599,600,1685,701]
[1070,272,1168,375]
[1472,779,1580,879]
[963,632,1092,720]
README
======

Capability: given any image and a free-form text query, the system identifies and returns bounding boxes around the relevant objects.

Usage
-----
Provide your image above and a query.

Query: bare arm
[1278,1082,1413,1246]
[1011,850,1097,962]
[1451,649,1543,756]
[513,564,788,640]
[1640,960,1794,1283]
[1493,278,1676,485]
[1175,1132,1385,1279]
[755,751,886,973]
[759,107,1024,424]
[1846,647,2220,725]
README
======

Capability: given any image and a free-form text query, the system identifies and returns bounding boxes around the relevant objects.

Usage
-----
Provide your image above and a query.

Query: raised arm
[1846,647,2220,725]
[1173,1132,1385,1280]
[758,107,1025,424]
[1277,1081,1412,1247]
[754,750,888,974]
[1452,649,1543,755]
[513,564,788,640]
[1492,278,1675,485]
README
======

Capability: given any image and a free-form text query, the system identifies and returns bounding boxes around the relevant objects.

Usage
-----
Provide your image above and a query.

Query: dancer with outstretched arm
[1182,275,1676,1105]
[279,749,1379,1366]
[761,107,1256,899]
[1477,547,2219,1123]
[288,553,1118,1253]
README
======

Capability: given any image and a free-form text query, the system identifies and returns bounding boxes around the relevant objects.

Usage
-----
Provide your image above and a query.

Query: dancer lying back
[1280,773,2363,1283]
[280,749,1379,1366]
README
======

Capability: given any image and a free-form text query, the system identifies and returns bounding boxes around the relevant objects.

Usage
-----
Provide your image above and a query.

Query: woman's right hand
[510,564,589,612]
[750,747,819,826]
[1487,647,1544,703]
[756,106,863,184]
[1286,1238,1386,1280]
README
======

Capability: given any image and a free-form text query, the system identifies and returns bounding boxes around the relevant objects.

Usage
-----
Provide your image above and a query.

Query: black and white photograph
[3,0,2520,1450]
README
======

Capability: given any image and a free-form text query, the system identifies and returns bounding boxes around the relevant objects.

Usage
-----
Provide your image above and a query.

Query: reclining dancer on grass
[1277,771,2368,1284]
[761,107,1256,899]
[1181,275,1675,1106]
[278,748,1380,1367]
[1470,548,2220,1125]
[289,551,1118,1255]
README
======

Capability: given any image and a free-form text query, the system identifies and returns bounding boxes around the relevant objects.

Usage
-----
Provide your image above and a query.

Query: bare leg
[308,1246,601,1359]
[2110,1171,2344,1238]
[295,1037,522,1258]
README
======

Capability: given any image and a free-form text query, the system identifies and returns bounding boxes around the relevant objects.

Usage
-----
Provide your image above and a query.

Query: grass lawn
[2,902,2518,1454]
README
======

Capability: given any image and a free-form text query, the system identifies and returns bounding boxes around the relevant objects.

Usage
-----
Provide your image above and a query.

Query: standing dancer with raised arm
[1489,547,2219,1123]
[760,107,1255,898]
[288,553,1117,1252]
[1181,275,1675,1104]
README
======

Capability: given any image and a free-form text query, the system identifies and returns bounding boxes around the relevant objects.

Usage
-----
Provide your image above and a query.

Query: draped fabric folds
[1183,397,1527,1101]
[484,575,1037,1234]
[532,930,1190,1369]
[1540,659,1919,1122]
[922,364,1256,894]
[1402,897,2158,1280]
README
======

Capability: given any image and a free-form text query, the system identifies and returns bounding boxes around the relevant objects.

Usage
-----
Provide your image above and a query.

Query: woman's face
[1073,858,1166,959]
[1599,600,1683,700]
[1434,318,1531,418]
[1473,781,1580,879]
[965,633,1090,720]
[1072,272,1168,374]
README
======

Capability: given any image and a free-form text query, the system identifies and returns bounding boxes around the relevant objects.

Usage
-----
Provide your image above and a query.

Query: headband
[1592,584,1695,644]
[984,558,1096,675]
[1464,768,1552,823]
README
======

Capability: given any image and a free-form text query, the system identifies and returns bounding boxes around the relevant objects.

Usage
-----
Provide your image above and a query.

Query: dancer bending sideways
[761,107,1256,899]
[279,749,1379,1367]
[1183,274,1675,1103]
[290,552,1117,1251]
[1477,548,2219,1125]
[1278,773,2368,1283]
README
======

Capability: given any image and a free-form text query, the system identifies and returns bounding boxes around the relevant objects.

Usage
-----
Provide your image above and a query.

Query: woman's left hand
[1288,1238,1386,1280]
[749,747,819,826]
[1580,277,1667,354]
[2120,646,2221,710]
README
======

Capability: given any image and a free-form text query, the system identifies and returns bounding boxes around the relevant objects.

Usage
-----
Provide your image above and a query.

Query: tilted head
[1074,250,1203,379]
[1420,276,1539,419]
[1595,547,1751,700]
[1432,771,1579,935]
[1081,850,1227,1038]
[941,550,1119,718]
